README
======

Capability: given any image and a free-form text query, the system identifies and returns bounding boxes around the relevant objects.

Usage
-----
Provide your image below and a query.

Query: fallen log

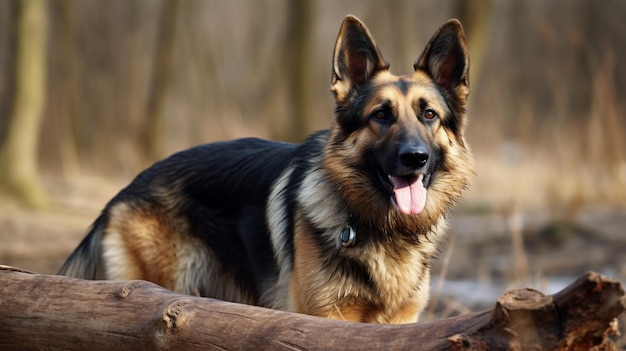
[0,266,623,350]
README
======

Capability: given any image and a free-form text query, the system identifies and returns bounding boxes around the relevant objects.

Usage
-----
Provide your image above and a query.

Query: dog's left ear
[331,15,388,102]
[415,20,469,98]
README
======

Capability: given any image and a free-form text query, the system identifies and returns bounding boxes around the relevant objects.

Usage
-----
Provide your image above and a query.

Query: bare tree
[141,0,179,162]
[51,0,82,177]
[0,0,48,207]
[454,0,492,90]
[285,0,314,141]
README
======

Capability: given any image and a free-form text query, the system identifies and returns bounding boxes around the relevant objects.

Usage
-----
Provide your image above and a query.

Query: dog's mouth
[377,170,431,215]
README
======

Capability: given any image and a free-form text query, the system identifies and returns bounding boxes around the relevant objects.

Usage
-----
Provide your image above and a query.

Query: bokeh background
[0,0,624,339]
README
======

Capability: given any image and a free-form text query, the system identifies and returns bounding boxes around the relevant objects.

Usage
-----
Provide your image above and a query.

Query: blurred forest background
[1,0,625,210]
[0,0,625,334]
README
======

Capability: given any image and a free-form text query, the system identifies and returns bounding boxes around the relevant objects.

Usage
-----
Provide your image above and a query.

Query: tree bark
[0,0,48,207]
[0,267,623,350]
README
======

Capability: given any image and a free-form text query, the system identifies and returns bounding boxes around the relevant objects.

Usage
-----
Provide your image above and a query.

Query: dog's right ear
[331,15,388,103]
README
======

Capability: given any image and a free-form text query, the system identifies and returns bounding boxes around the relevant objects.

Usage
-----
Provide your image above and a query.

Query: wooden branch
[0,266,623,350]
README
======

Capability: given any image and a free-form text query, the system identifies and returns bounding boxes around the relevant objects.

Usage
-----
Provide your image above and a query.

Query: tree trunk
[53,0,83,177]
[141,0,179,163]
[285,0,314,141]
[454,0,492,90]
[0,0,48,207]
[0,267,623,350]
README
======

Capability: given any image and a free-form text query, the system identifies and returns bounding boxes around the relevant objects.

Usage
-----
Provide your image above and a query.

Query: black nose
[399,145,429,170]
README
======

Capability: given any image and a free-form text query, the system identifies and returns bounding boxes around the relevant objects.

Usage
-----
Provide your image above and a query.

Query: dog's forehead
[369,72,449,112]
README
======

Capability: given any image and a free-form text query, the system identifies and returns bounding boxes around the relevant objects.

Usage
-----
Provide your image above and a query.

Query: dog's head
[324,16,473,232]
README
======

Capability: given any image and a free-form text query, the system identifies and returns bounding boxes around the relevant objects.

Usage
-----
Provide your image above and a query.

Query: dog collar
[340,224,356,247]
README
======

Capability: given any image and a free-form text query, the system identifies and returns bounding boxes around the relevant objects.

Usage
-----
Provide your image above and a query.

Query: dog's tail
[58,216,106,279]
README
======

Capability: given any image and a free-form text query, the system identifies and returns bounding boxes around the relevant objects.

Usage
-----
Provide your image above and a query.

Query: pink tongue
[391,174,427,215]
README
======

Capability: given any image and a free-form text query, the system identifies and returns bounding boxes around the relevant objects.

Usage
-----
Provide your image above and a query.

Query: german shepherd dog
[59,15,473,324]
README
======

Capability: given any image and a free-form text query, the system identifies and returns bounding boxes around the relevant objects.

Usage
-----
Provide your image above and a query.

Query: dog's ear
[414,20,469,98]
[331,15,388,102]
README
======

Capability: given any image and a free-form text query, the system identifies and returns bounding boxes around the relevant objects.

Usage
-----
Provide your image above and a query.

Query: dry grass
[465,87,625,216]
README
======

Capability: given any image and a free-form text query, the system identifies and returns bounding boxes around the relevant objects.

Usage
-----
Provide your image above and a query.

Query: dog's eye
[373,110,389,121]
[423,109,438,120]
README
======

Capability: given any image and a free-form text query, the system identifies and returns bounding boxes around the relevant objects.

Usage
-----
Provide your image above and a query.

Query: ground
[0,176,121,275]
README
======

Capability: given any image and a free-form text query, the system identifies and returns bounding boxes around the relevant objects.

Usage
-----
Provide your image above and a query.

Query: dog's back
[59,138,299,305]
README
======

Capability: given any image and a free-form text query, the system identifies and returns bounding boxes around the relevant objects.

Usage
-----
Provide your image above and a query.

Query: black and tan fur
[59,16,473,324]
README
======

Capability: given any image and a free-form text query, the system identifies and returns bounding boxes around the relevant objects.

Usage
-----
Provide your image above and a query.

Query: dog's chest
[366,239,436,296]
